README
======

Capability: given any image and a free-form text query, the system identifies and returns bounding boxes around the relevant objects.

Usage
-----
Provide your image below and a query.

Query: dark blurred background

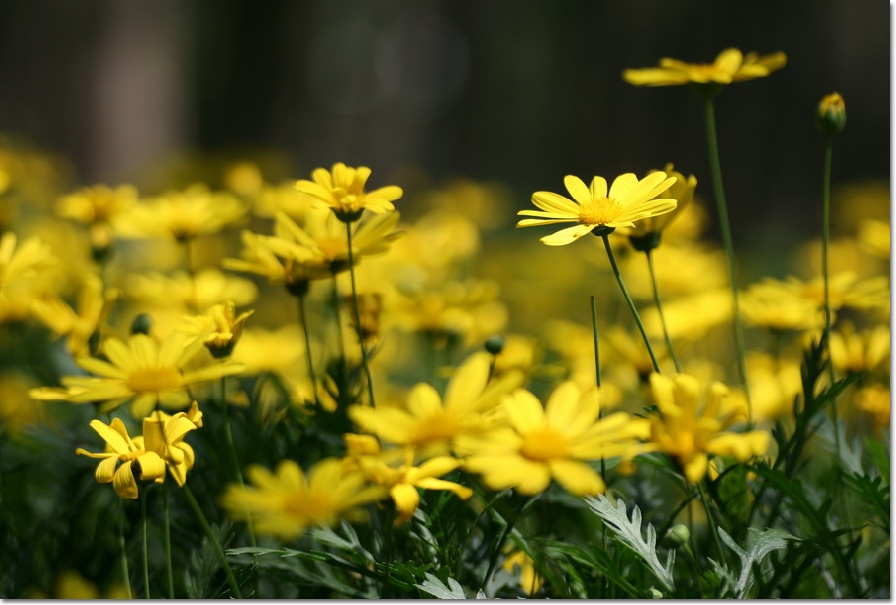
[0,0,889,252]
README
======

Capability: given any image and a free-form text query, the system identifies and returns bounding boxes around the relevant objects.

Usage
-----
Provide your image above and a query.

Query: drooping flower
[349,352,522,457]
[828,321,890,374]
[457,382,650,496]
[622,48,786,91]
[142,402,201,486]
[30,331,244,418]
[344,438,472,525]
[622,164,698,252]
[75,417,166,499]
[220,458,385,540]
[517,172,678,246]
[646,373,770,484]
[295,162,403,222]
[179,300,254,358]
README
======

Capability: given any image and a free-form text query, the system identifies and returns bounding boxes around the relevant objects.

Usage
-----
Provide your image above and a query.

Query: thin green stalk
[220,377,258,551]
[645,250,682,372]
[600,234,660,373]
[296,294,321,407]
[820,135,840,454]
[702,96,751,415]
[162,482,174,599]
[140,489,150,599]
[331,279,347,360]
[695,480,725,565]
[590,295,602,389]
[181,483,243,598]
[344,222,376,406]
[118,514,133,599]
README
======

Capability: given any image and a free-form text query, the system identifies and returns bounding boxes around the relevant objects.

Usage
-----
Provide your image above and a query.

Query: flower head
[180,300,254,359]
[458,382,650,496]
[647,373,770,484]
[31,331,244,418]
[143,402,201,486]
[517,172,678,245]
[220,458,385,540]
[75,417,166,499]
[817,92,846,135]
[30,273,117,356]
[295,162,403,222]
[623,48,787,94]
[623,164,698,251]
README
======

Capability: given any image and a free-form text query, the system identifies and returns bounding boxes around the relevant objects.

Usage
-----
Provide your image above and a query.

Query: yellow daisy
[622,164,698,247]
[142,403,201,486]
[30,273,117,356]
[31,331,244,418]
[623,48,786,88]
[220,458,386,540]
[179,300,254,359]
[517,172,678,246]
[647,373,770,484]
[348,352,522,457]
[295,162,403,222]
[457,382,650,496]
[75,417,167,499]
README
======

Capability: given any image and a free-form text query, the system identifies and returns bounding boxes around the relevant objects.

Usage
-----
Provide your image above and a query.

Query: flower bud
[666,523,691,547]
[484,334,505,355]
[817,92,846,135]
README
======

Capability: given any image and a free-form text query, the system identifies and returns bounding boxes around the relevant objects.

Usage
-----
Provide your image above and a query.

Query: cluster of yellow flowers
[0,47,889,598]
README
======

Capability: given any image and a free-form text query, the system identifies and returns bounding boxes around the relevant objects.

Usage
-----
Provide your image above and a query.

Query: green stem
[645,250,682,372]
[162,482,174,598]
[590,295,602,389]
[220,378,258,550]
[600,234,660,373]
[344,222,376,406]
[181,483,243,598]
[820,135,840,453]
[141,489,150,599]
[703,96,752,416]
[695,480,725,564]
[296,294,321,407]
[118,507,132,599]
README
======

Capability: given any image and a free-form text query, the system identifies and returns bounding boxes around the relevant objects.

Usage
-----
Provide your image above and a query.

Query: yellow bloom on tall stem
[295,162,403,223]
[75,417,166,499]
[457,382,650,496]
[30,332,244,418]
[180,300,254,359]
[143,403,201,486]
[622,48,786,91]
[517,172,678,246]
[647,373,769,484]
[220,458,386,540]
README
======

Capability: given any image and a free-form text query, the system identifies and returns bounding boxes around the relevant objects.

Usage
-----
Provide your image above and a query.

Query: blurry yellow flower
[349,352,522,457]
[828,321,890,374]
[857,219,890,259]
[517,172,678,245]
[647,373,770,484]
[180,300,254,358]
[502,548,544,596]
[735,353,802,423]
[30,274,117,356]
[0,371,45,433]
[124,267,258,310]
[143,403,201,486]
[220,458,385,540]
[0,231,58,291]
[623,48,786,89]
[116,184,248,241]
[224,161,265,198]
[27,569,131,599]
[458,382,649,496]
[75,417,166,499]
[854,384,890,434]
[253,180,317,220]
[56,183,138,252]
[740,282,825,332]
[295,162,403,222]
[744,272,890,322]
[350,445,472,525]
[31,332,244,418]
[817,92,846,135]
[622,243,729,300]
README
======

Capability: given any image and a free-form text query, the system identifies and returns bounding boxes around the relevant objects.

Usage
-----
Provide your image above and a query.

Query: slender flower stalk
[345,222,376,406]
[600,233,660,373]
[296,293,321,407]
[118,518,132,599]
[703,96,751,414]
[181,483,243,598]
[646,250,682,372]
[162,483,174,599]
[141,489,150,599]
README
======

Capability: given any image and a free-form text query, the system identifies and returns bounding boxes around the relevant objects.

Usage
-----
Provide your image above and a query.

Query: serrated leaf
[415,572,469,599]
[584,495,674,591]
[718,527,795,598]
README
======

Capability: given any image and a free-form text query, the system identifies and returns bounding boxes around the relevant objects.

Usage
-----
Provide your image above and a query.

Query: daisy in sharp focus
[517,172,678,246]
[295,162,403,223]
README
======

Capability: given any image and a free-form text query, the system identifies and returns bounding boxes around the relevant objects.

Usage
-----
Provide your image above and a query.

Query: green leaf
[718,527,795,598]
[415,572,484,599]
[584,495,675,592]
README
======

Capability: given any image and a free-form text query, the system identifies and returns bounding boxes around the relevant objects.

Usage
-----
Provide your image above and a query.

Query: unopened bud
[666,523,691,548]
[817,92,846,135]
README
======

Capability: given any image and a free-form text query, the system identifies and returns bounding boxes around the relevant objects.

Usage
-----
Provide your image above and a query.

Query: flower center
[578,198,621,226]
[316,236,349,260]
[520,428,568,461]
[283,491,337,520]
[412,409,460,447]
[126,367,183,394]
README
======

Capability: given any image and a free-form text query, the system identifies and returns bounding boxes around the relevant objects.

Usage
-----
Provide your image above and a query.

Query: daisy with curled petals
[348,352,523,458]
[343,435,472,525]
[456,381,650,496]
[622,48,786,91]
[647,372,769,484]
[220,458,386,540]
[30,331,244,418]
[295,162,403,222]
[517,172,678,246]
[143,403,201,486]
[75,417,166,499]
